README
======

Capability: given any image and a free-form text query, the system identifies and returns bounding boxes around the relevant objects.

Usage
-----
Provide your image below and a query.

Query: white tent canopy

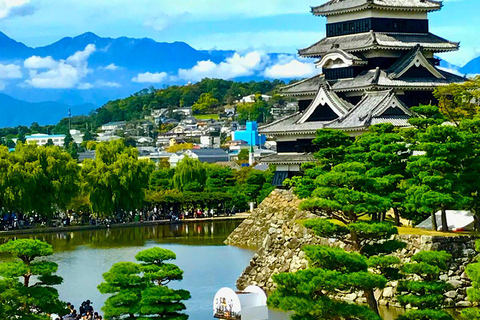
[214,285,268,320]
[417,210,475,231]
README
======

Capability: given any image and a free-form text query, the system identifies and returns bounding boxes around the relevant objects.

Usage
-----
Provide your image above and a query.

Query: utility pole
[68,108,72,132]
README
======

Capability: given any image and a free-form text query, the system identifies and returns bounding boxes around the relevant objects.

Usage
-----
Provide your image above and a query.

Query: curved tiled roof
[312,0,442,16]
[280,74,326,96]
[331,67,465,92]
[299,32,459,58]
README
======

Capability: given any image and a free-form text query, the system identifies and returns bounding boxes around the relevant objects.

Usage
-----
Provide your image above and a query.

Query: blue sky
[0,0,478,67]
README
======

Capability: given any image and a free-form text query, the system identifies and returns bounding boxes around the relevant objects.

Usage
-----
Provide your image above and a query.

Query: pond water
[0,220,290,320]
[0,221,462,320]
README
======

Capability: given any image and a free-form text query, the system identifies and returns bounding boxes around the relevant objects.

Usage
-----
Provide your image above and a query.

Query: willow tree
[172,157,207,192]
[81,139,154,217]
[0,239,67,320]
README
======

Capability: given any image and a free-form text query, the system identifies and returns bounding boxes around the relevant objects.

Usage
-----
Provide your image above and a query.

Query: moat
[0,221,463,320]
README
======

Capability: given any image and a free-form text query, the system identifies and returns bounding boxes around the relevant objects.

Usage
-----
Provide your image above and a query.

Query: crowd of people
[52,300,102,320]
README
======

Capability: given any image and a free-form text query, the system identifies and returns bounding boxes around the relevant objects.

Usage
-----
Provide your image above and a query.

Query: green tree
[397,251,453,320]
[462,240,480,319]
[192,92,219,114]
[434,76,480,125]
[98,247,190,320]
[206,165,235,192]
[0,239,67,320]
[63,131,73,148]
[172,157,207,192]
[406,125,468,231]
[81,140,154,217]
[347,124,409,225]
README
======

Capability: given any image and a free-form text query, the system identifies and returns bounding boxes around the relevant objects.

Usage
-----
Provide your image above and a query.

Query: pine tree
[0,239,68,320]
[396,251,453,320]
[98,247,190,320]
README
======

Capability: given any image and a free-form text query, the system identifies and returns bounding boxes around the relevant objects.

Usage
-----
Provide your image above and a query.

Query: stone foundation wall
[231,189,478,308]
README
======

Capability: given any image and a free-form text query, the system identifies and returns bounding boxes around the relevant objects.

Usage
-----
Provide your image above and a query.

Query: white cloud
[132,72,168,83]
[0,63,22,79]
[177,51,266,82]
[78,80,121,90]
[78,83,93,90]
[95,80,121,87]
[101,63,119,71]
[264,55,317,79]
[23,44,96,89]
[0,0,31,19]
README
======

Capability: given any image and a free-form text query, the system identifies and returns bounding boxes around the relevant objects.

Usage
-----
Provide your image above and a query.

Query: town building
[237,94,272,104]
[101,121,126,132]
[169,149,230,167]
[233,121,267,146]
[260,0,465,185]
[25,134,66,147]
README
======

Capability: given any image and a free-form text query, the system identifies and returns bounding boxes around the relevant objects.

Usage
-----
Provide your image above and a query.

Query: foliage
[98,247,190,320]
[236,95,271,124]
[192,92,220,114]
[0,144,80,222]
[166,143,194,153]
[0,239,67,320]
[434,76,480,125]
[397,250,453,320]
[81,139,154,217]
[405,124,469,231]
[173,157,207,192]
[462,239,480,319]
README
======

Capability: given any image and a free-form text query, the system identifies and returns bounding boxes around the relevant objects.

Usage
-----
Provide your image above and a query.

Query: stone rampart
[231,189,478,308]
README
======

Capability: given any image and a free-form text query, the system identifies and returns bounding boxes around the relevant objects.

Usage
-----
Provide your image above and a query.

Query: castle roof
[312,0,443,16]
[330,67,465,92]
[259,89,413,135]
[280,75,326,97]
[325,90,412,130]
[299,32,459,58]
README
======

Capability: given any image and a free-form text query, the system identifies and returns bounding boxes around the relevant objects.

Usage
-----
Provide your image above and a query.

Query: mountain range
[0,31,478,128]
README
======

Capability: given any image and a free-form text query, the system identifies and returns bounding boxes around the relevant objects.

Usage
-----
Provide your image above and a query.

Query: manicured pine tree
[0,239,68,320]
[98,247,190,320]
[285,129,353,199]
[270,160,406,317]
[458,119,480,231]
[461,240,480,319]
[396,251,453,320]
[346,123,409,225]
[406,124,469,231]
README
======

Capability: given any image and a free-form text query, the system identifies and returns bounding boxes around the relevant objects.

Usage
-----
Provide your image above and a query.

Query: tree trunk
[393,207,401,227]
[475,214,480,232]
[349,230,361,251]
[365,289,380,315]
[431,211,438,231]
[441,206,449,232]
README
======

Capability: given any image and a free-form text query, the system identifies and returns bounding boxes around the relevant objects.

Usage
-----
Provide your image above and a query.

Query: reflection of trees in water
[0,220,241,253]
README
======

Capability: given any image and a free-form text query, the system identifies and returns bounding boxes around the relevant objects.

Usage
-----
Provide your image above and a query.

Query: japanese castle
[259,0,465,185]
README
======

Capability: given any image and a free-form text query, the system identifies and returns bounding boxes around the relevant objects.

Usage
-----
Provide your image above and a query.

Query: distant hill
[0,93,94,127]
[460,57,480,75]
[0,30,478,127]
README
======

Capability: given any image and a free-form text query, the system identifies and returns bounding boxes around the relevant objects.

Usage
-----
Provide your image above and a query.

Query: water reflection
[0,220,240,252]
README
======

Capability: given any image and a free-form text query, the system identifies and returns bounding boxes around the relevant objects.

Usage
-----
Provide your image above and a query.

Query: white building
[237,94,271,104]
[101,121,126,132]
[25,134,66,147]
[69,129,84,144]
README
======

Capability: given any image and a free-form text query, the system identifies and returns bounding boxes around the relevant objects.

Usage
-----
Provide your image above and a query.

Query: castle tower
[260,0,465,185]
